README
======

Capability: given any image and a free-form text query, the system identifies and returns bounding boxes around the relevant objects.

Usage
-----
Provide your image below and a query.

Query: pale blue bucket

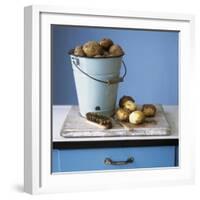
[70,55,126,117]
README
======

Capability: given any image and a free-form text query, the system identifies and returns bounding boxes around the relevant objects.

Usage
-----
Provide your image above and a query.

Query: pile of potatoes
[72,38,124,58]
[115,96,157,125]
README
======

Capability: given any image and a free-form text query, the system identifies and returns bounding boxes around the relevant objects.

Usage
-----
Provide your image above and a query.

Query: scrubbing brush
[86,112,112,129]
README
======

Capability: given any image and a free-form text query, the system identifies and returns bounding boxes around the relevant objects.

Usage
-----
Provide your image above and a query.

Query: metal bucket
[69,54,126,117]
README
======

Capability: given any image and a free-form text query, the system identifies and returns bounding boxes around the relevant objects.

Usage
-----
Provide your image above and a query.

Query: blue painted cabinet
[52,146,177,173]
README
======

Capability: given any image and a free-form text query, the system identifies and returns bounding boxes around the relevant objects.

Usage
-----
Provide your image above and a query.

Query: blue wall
[52,25,178,105]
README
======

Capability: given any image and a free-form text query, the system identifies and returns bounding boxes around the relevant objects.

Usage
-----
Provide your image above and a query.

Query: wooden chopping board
[60,105,171,138]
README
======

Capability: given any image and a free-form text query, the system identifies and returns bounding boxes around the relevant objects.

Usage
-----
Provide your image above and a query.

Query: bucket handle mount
[72,57,127,85]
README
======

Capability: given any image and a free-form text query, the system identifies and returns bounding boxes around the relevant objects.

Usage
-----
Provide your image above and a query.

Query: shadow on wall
[52,25,178,105]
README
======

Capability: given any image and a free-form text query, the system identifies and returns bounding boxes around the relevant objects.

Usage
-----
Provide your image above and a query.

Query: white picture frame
[24,5,195,194]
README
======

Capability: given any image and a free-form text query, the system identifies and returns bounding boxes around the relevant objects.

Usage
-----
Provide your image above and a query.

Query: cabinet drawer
[52,146,175,173]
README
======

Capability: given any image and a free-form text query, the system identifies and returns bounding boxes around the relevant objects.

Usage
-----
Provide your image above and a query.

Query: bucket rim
[68,48,125,59]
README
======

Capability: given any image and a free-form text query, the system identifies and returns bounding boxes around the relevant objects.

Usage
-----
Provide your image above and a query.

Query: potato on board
[142,104,157,117]
[115,108,130,122]
[129,110,145,125]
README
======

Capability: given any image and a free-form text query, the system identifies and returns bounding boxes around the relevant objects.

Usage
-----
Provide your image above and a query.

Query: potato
[124,101,137,112]
[94,50,109,58]
[82,41,103,57]
[119,96,136,112]
[109,44,124,56]
[115,108,130,122]
[129,111,145,125]
[142,104,157,117]
[119,96,135,107]
[99,38,113,50]
[74,46,85,57]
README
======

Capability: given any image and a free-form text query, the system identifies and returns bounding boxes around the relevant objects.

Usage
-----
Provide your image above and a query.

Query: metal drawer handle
[104,157,134,166]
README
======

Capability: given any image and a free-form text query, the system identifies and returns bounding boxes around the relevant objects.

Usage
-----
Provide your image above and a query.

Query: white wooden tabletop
[52,105,178,142]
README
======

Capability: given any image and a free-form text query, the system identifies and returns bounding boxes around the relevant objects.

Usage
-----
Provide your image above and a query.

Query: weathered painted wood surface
[60,105,171,138]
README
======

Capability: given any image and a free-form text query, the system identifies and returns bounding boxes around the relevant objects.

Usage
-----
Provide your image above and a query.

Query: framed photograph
[24,5,195,194]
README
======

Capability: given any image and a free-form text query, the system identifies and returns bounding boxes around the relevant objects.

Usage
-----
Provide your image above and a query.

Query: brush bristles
[86,112,112,129]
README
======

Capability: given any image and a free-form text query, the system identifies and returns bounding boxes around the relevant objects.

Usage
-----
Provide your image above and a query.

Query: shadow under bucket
[69,54,126,117]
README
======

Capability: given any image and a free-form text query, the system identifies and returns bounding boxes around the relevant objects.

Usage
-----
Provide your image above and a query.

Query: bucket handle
[71,57,127,85]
